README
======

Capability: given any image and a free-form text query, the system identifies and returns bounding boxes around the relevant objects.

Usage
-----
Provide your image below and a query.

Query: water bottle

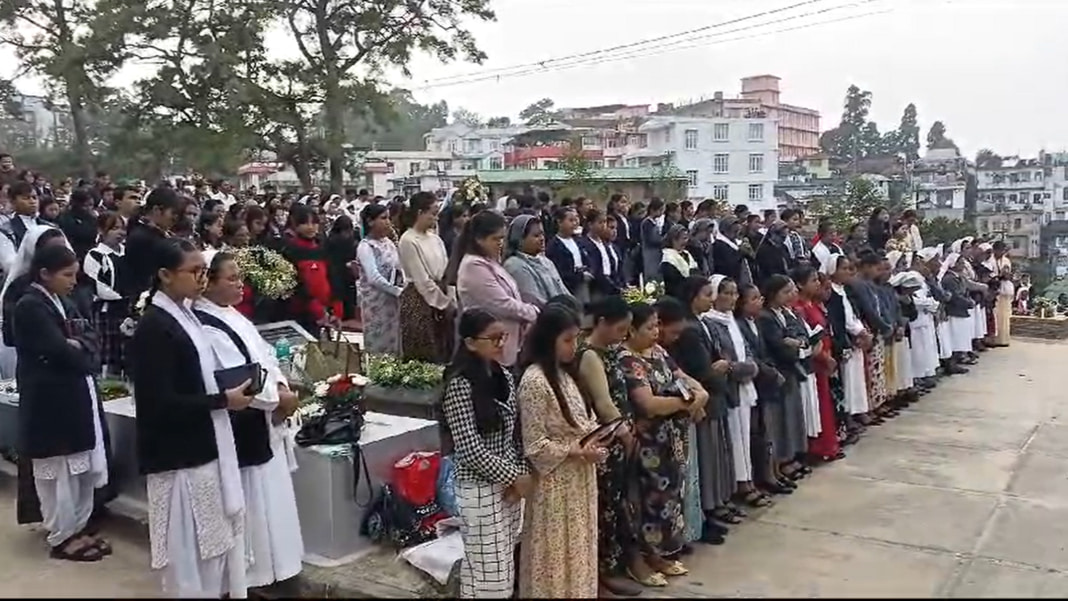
[275,338,292,375]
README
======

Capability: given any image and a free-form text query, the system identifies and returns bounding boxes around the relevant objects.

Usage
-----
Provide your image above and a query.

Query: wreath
[365,354,445,390]
[622,281,665,305]
[234,246,297,300]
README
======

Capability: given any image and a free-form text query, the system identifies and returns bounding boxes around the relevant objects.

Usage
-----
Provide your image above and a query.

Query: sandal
[50,537,104,563]
[712,507,743,524]
[77,528,112,556]
[626,568,667,588]
[659,560,689,577]
[736,490,773,508]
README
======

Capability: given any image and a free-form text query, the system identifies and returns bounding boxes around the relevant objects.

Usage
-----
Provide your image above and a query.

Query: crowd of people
[0,149,1024,599]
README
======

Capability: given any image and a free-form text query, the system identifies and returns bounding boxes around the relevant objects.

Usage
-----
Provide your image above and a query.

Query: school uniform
[577,235,622,301]
[83,243,129,375]
[131,295,247,598]
[13,284,107,549]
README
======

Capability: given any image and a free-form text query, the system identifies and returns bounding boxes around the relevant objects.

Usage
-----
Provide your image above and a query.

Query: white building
[912,147,969,219]
[423,123,521,171]
[363,150,466,197]
[975,156,1047,259]
[626,115,779,211]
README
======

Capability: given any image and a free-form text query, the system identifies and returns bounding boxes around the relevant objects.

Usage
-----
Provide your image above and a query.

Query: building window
[979,219,988,232]
[748,122,765,141]
[1013,218,1022,230]
[748,183,764,201]
[606,136,619,148]
[713,123,729,142]
[1012,239,1021,250]
[936,189,954,206]
[581,136,600,149]
[663,129,671,145]
[1035,193,1044,203]
[686,170,698,187]
[448,140,458,152]
[488,139,500,151]
[712,184,729,200]
[463,138,479,153]
[685,129,698,150]
[748,153,764,173]
[713,153,729,174]
[488,157,503,170]
[1064,188,1068,202]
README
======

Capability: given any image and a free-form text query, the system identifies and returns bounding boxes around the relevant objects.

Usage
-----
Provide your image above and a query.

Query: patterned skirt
[633,415,686,557]
[93,301,128,376]
[597,440,638,574]
[864,342,888,410]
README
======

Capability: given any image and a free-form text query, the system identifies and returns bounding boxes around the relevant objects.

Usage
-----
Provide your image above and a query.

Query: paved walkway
[1,339,1067,598]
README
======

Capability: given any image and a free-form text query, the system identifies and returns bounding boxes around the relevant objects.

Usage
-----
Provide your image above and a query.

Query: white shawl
[705,307,758,406]
[193,298,284,410]
[938,252,960,281]
[662,247,696,275]
[151,290,244,519]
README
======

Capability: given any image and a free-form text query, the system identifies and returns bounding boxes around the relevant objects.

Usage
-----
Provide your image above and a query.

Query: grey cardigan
[502,253,572,307]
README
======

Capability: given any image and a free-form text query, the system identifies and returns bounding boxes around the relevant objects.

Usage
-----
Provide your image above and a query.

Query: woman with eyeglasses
[439,309,531,598]
[131,238,256,597]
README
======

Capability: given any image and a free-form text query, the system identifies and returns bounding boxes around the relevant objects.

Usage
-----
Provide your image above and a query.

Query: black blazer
[610,212,633,250]
[736,316,785,404]
[757,308,807,380]
[667,316,725,418]
[578,235,622,297]
[124,220,170,297]
[13,287,100,459]
[131,305,228,475]
[56,208,98,262]
[824,291,855,362]
[712,240,746,282]
[847,279,893,338]
[545,236,589,295]
[703,317,758,409]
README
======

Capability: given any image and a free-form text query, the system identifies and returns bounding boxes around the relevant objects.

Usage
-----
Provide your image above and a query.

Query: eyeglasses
[474,333,509,347]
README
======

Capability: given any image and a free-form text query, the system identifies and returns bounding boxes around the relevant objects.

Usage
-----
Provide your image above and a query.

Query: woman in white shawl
[129,238,256,598]
[821,254,871,422]
[938,252,977,362]
[909,249,942,384]
[193,250,305,589]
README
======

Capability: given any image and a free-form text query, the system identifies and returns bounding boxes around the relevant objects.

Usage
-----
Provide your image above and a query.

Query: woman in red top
[282,205,344,336]
[791,265,844,463]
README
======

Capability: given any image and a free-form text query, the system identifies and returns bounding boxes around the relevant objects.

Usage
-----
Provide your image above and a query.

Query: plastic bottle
[275,338,292,375]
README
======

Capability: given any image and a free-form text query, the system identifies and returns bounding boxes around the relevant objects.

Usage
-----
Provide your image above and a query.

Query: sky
[3,0,1065,157]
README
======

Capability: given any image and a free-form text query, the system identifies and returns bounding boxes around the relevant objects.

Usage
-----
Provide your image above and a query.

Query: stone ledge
[1011,315,1068,340]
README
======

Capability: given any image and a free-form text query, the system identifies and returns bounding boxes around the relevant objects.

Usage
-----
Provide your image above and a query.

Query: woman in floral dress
[618,301,708,583]
[355,204,403,354]
[573,296,644,597]
[517,306,603,598]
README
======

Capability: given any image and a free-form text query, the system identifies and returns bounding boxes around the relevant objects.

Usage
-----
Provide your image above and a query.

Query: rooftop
[476,167,686,184]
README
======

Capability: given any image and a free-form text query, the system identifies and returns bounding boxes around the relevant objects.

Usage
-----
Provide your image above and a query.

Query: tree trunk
[51,0,92,179]
[67,95,93,180]
[323,83,345,193]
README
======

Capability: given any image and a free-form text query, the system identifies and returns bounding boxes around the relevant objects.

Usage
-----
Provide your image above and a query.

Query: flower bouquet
[452,176,487,207]
[365,354,445,391]
[234,246,297,300]
[1032,297,1056,319]
[622,281,665,305]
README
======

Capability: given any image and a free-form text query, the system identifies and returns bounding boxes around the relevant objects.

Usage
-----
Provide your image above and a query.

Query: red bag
[392,451,441,507]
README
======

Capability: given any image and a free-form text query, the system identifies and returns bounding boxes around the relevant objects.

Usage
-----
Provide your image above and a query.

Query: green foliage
[485,116,511,128]
[451,107,483,127]
[917,217,976,247]
[651,160,684,202]
[926,120,957,150]
[559,136,597,197]
[896,103,921,161]
[519,98,557,126]
[806,177,888,233]
[975,148,1002,169]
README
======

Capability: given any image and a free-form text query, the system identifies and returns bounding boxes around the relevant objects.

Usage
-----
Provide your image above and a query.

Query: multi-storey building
[667,75,820,161]
[912,147,970,220]
[629,115,779,211]
[423,123,523,171]
[975,157,1048,259]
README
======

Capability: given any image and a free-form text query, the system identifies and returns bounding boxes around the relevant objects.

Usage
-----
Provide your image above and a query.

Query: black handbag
[294,386,371,504]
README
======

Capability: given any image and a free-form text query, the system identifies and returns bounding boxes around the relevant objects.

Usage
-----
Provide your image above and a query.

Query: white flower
[135,290,150,312]
[644,282,656,294]
[349,373,369,387]
[314,382,329,397]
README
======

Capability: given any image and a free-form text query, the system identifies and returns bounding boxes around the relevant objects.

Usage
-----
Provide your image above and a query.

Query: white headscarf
[707,273,727,301]
[0,224,69,309]
[935,243,945,259]
[889,271,925,289]
[916,247,940,263]
[885,250,903,272]
[950,237,973,255]
[938,252,960,281]
[702,273,758,406]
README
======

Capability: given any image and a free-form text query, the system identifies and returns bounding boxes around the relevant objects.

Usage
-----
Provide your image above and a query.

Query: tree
[819,85,875,163]
[559,135,596,197]
[895,103,920,161]
[485,116,511,128]
[807,177,889,234]
[346,90,448,151]
[975,148,1003,169]
[918,216,976,246]
[519,97,557,126]
[451,107,483,127]
[0,0,129,177]
[926,120,957,150]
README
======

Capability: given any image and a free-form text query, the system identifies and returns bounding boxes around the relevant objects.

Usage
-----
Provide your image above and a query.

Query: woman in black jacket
[667,276,736,536]
[130,238,256,597]
[14,244,108,561]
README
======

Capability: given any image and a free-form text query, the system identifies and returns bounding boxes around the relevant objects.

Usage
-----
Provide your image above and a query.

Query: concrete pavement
[1,339,1067,598]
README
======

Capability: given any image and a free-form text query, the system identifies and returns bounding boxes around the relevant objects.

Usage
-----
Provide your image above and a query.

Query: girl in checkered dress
[83,213,129,377]
[440,309,533,598]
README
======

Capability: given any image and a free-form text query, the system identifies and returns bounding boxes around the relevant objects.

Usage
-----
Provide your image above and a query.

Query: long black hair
[519,305,585,428]
[442,309,511,436]
[31,244,78,283]
[148,238,199,299]
[443,210,506,287]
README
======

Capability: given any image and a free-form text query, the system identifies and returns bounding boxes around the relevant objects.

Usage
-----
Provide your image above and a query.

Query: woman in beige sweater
[398,192,455,362]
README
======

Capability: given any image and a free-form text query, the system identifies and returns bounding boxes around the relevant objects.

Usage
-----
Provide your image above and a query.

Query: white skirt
[936,320,953,359]
[243,428,305,588]
[910,326,939,378]
[973,306,988,338]
[893,339,913,390]
[950,316,974,353]
[800,373,821,438]
[726,406,753,482]
[842,351,869,415]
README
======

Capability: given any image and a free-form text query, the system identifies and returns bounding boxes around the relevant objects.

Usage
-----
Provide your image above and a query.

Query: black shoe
[704,520,729,536]
[699,530,726,545]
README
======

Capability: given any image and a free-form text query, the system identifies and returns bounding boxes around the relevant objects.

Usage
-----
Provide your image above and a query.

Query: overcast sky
[3,0,1064,158]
